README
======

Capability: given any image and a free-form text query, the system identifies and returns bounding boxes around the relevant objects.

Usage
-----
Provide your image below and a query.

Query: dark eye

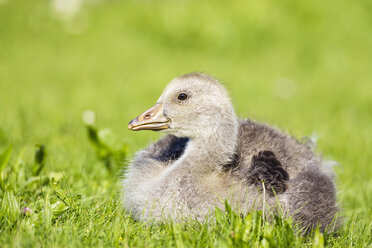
[177,93,188,101]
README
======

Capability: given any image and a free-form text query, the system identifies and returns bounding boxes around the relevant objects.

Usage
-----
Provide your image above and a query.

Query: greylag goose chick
[122,72,338,233]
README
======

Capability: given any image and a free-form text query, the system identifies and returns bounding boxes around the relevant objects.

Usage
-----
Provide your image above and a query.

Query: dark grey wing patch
[154,137,189,163]
[246,150,289,196]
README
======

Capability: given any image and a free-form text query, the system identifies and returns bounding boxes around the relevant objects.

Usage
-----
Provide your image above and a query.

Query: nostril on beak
[144,113,152,120]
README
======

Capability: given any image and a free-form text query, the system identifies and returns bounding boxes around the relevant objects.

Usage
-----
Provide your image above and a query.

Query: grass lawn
[1,0,372,246]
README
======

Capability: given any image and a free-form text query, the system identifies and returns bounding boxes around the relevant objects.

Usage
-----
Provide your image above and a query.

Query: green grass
[1,0,372,246]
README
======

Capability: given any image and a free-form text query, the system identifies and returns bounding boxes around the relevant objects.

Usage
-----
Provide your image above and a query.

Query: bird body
[122,73,338,233]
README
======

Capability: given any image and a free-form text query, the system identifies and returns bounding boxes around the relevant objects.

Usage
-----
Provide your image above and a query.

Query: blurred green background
[1,0,372,230]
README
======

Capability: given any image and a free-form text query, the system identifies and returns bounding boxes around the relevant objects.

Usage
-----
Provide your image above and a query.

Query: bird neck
[176,118,239,173]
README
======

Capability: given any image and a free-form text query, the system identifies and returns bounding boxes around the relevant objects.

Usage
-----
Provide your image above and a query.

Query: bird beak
[128,103,170,131]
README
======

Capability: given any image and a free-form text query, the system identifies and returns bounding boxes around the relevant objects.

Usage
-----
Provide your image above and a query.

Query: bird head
[128,73,237,140]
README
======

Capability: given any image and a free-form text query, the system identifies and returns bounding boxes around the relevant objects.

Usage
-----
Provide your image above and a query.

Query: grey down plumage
[122,72,338,233]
